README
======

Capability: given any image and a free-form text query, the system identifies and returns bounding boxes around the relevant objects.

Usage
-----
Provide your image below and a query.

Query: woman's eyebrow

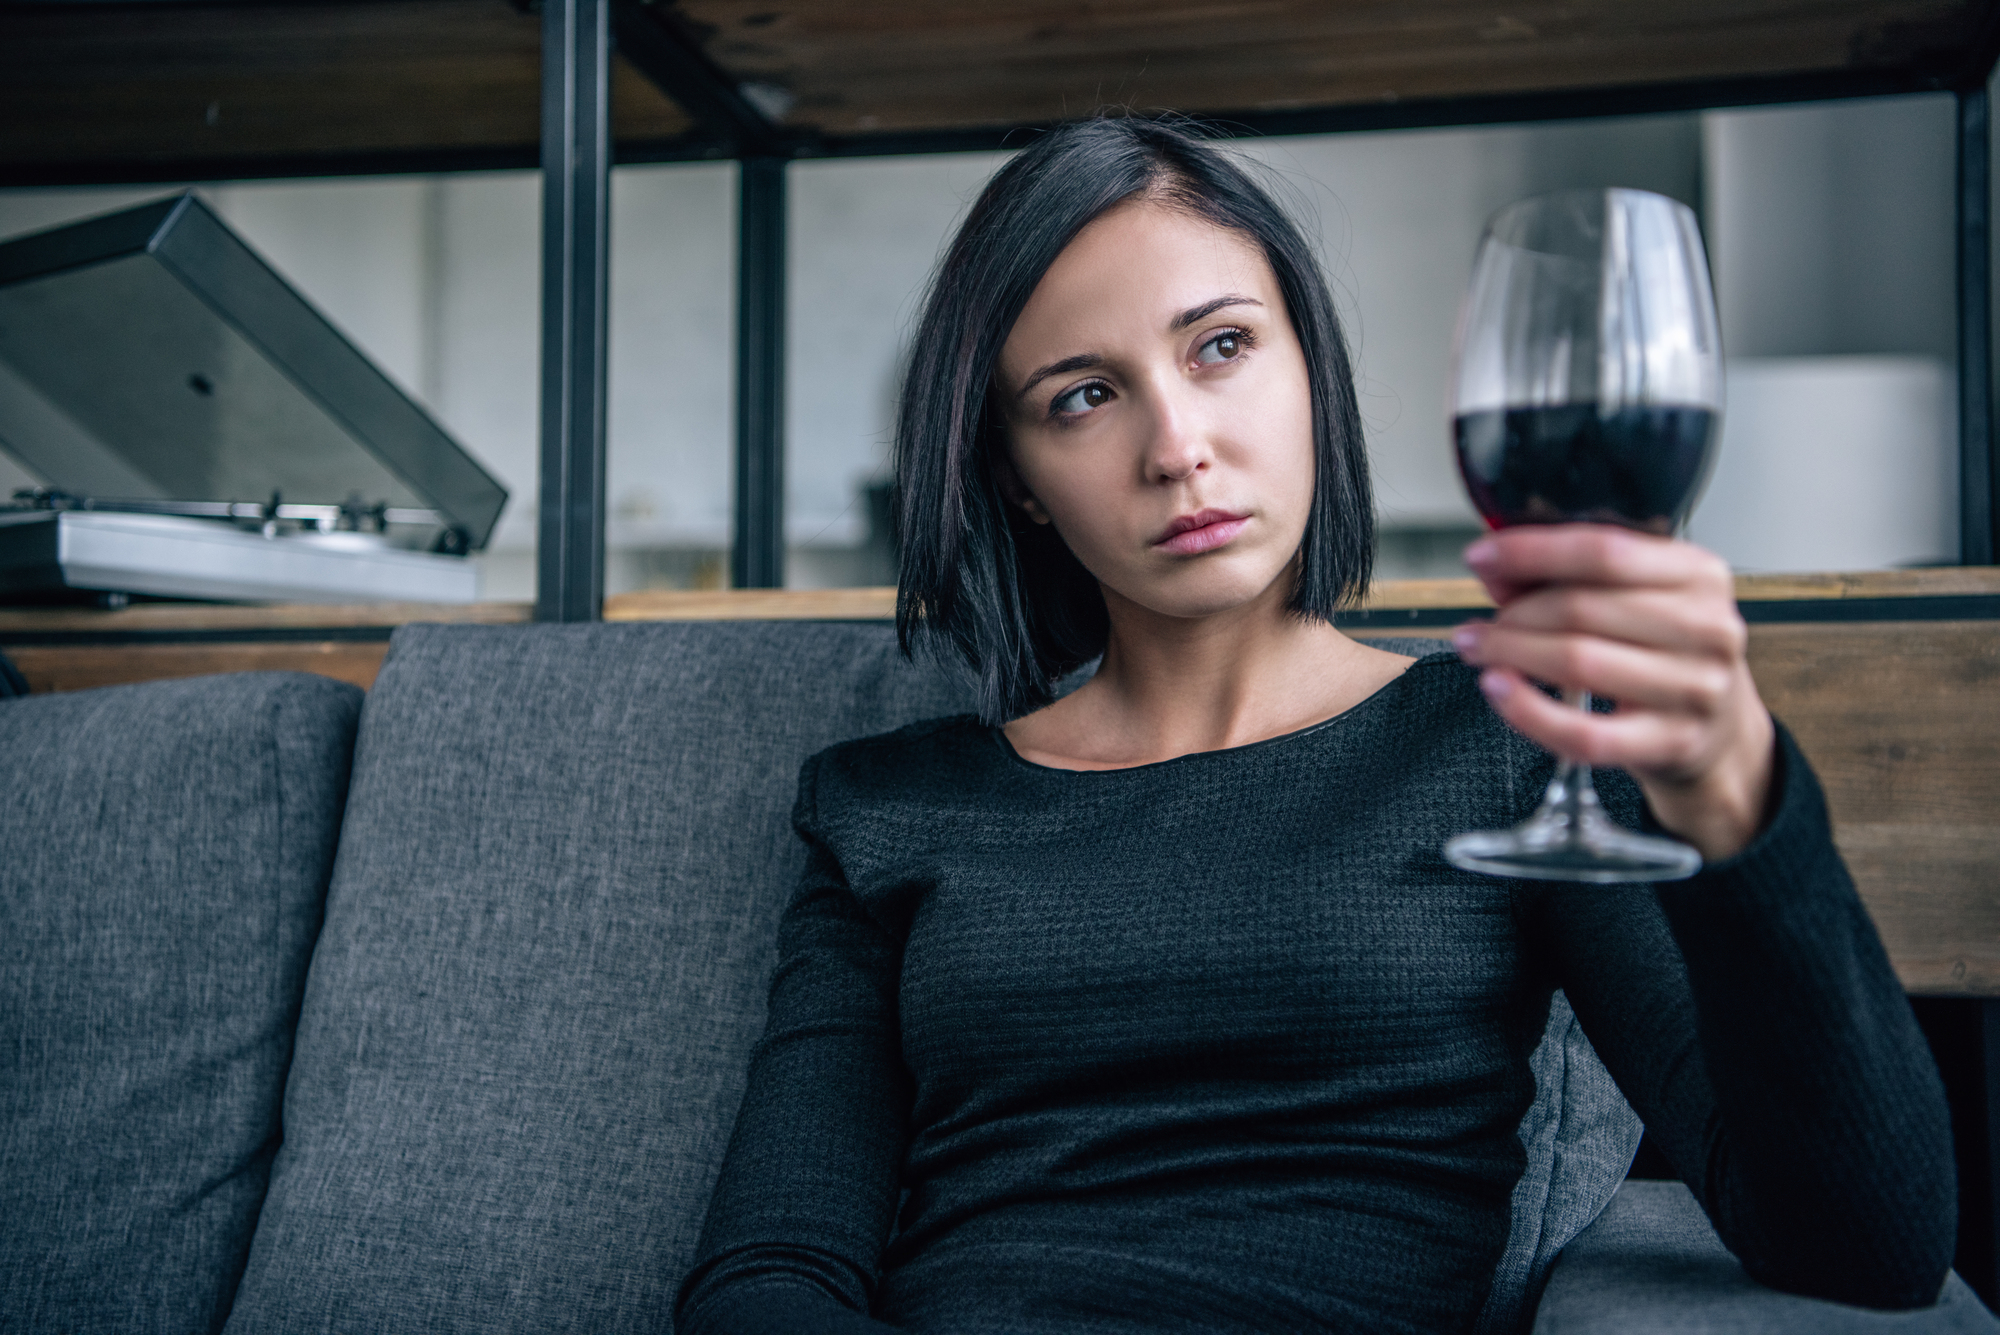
[1172,293,1263,331]
[1016,352,1105,401]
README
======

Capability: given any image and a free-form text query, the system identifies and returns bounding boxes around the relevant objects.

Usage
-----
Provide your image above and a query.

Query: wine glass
[1444,187,1723,883]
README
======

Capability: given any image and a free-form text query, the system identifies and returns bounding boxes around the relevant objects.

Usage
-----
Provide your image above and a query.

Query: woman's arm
[1526,732,1957,1309]
[675,757,911,1334]
[1454,523,1954,1304]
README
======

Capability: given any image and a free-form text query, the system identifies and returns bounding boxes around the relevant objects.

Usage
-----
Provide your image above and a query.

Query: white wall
[786,152,1010,547]
[1694,94,1958,571]
[1688,357,1957,569]
[1705,97,1955,361]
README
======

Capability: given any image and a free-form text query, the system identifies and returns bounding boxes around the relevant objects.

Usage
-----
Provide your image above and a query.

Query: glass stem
[1549,688,1601,830]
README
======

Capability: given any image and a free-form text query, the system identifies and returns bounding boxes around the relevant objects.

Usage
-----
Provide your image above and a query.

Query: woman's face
[994,199,1317,622]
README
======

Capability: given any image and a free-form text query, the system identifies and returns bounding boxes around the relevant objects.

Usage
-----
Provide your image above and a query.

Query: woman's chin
[1114,564,1294,622]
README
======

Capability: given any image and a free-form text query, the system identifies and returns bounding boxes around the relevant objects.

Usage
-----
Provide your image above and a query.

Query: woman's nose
[1144,397,1211,483]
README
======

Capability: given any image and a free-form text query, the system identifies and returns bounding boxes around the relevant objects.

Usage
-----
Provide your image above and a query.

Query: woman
[675,118,1953,1334]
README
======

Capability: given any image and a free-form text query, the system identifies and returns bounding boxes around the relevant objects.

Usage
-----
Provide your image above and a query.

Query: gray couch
[1,622,1992,1334]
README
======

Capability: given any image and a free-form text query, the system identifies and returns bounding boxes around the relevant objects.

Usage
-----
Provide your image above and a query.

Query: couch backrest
[223,623,1635,1333]
[224,622,977,1332]
[0,672,363,1335]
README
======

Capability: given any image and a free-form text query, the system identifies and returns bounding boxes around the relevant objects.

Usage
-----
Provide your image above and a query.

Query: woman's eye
[1195,331,1246,365]
[1052,382,1111,415]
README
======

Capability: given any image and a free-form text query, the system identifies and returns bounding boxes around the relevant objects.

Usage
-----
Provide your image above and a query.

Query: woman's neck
[1003,577,1414,771]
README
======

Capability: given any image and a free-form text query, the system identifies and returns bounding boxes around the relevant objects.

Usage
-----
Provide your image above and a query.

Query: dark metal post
[1984,999,2000,1306]
[1959,85,1995,566]
[537,0,611,621]
[733,156,788,589]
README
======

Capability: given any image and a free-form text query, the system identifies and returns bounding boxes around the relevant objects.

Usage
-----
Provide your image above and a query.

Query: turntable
[0,193,507,605]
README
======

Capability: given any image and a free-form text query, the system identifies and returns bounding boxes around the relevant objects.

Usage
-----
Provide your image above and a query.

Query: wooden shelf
[0,599,531,636]
[0,0,695,180]
[3,567,1996,638]
[687,0,1999,137]
[4,0,1993,184]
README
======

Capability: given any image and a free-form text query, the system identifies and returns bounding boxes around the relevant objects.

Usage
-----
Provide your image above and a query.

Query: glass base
[1445,760,1703,884]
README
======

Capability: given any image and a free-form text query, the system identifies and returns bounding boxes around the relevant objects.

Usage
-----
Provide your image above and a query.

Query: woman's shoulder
[1375,647,1487,714]
[797,713,999,824]
[1336,647,1540,776]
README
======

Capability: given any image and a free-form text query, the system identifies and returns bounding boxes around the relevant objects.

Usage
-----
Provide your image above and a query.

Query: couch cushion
[224,622,977,1333]
[1531,1180,1997,1333]
[1479,991,1644,1334]
[0,672,363,1335]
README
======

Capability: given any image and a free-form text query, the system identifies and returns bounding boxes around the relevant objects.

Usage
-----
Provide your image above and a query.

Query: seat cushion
[1532,1180,1998,1333]
[0,672,364,1335]
[224,622,977,1334]
[1479,991,1644,1334]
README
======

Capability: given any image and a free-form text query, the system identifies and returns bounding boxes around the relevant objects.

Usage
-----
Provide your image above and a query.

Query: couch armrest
[1531,1180,1997,1333]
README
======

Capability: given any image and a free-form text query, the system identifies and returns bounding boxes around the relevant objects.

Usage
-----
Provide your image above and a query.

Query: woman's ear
[991,450,1053,525]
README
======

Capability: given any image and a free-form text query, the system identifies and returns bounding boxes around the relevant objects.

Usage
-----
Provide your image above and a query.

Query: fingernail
[1479,669,1512,700]
[1452,624,1483,655]
[1464,539,1497,567]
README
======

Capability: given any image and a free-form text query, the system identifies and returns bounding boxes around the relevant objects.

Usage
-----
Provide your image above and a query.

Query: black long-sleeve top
[677,653,1954,1334]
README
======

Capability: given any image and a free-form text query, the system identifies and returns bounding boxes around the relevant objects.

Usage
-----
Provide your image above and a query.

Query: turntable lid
[0,193,507,548]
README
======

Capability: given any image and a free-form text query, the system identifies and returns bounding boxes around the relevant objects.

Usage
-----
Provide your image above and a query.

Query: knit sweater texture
[677,653,1954,1334]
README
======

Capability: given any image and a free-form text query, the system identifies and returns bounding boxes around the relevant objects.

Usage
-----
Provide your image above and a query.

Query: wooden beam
[4,0,1995,182]
[0,601,531,636]
[682,0,1998,138]
[0,568,1993,638]
[0,0,692,182]
[5,640,389,695]
[1745,621,2000,996]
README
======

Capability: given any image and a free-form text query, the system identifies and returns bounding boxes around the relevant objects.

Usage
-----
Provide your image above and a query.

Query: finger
[1477,666,1713,776]
[1487,585,1748,659]
[1464,526,1731,604]
[1459,623,1737,716]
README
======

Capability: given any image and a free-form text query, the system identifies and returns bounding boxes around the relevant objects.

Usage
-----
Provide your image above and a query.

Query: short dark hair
[894,116,1374,723]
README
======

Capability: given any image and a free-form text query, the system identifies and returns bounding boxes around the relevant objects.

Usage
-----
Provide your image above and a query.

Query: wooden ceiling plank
[1,0,1992,178]
[0,0,691,172]
[677,0,1988,135]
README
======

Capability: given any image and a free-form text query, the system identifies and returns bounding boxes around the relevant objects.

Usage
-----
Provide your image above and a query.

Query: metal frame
[14,7,1995,603]
[488,9,2000,615]
[547,11,2000,608]
[536,0,612,622]
[1965,84,1998,566]
[1986,999,2000,1306]
[733,157,788,589]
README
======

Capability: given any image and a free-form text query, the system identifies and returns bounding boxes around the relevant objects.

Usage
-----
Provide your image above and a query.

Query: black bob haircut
[893,116,1374,724]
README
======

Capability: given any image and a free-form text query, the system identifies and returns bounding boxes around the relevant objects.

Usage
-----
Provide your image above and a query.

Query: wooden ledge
[601,569,2000,621]
[602,587,897,622]
[0,599,532,635]
[1,569,1996,637]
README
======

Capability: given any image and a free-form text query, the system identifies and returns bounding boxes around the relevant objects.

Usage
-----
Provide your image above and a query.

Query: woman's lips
[1153,509,1251,555]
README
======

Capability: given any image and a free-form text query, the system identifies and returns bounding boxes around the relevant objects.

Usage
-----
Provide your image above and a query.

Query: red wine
[1454,403,1716,533]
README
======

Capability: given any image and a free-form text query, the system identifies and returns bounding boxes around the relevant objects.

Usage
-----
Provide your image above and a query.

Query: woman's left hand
[1450,524,1777,863]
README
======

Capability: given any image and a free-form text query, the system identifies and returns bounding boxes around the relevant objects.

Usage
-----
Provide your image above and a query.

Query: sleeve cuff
[1640,717,1825,888]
